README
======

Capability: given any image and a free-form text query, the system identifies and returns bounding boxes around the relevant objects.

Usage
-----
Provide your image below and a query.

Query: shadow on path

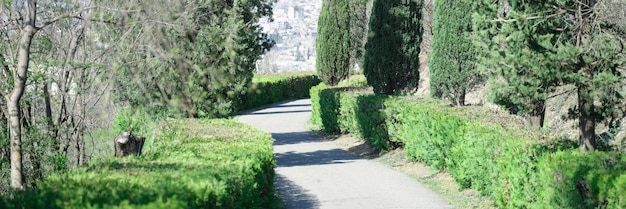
[273,132,360,167]
[272,132,319,146]
[275,149,359,167]
[275,103,312,108]
[251,110,312,115]
[275,173,320,209]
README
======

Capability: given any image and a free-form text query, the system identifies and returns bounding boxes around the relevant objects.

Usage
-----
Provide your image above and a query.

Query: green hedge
[535,151,626,208]
[1,119,277,209]
[240,73,321,110]
[310,83,626,208]
[310,83,392,150]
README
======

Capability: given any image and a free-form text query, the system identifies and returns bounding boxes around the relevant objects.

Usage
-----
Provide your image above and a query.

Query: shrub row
[310,83,626,208]
[240,72,321,111]
[310,82,393,150]
[1,119,277,209]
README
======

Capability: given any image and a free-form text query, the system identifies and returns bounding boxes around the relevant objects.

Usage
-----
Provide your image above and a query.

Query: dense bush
[385,99,466,169]
[1,119,278,209]
[240,73,321,111]
[311,82,626,208]
[310,83,392,150]
[535,151,626,209]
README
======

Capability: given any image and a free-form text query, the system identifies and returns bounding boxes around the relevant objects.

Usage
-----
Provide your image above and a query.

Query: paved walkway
[238,99,451,209]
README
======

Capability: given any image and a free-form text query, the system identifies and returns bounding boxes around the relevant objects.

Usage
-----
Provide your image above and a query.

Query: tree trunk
[7,0,37,190]
[114,128,146,157]
[576,0,596,151]
[456,88,466,106]
[578,85,596,151]
[43,81,60,152]
[74,90,86,166]
[528,100,546,129]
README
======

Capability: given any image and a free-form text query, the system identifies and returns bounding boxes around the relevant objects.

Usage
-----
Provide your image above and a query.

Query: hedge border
[310,83,626,208]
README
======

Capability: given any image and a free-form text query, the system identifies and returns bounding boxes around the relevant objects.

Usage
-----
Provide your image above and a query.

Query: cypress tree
[363,0,423,95]
[429,0,484,106]
[347,0,372,70]
[316,0,351,86]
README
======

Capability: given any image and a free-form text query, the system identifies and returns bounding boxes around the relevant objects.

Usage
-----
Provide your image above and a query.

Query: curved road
[238,99,451,209]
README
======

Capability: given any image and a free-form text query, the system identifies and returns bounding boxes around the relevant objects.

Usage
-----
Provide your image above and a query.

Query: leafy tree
[429,0,484,106]
[108,0,275,118]
[363,0,423,95]
[474,0,626,150]
[316,0,351,86]
[0,0,275,191]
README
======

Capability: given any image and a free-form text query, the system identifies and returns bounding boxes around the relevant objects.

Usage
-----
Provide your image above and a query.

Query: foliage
[347,0,372,70]
[240,73,321,110]
[316,0,351,85]
[473,0,563,128]
[385,99,466,169]
[363,0,423,94]
[474,0,626,147]
[310,83,341,133]
[310,83,391,150]
[535,151,626,209]
[0,119,278,208]
[1,1,125,190]
[109,0,275,118]
[429,0,484,106]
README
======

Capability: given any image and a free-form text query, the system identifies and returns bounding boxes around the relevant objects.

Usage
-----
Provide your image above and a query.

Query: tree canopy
[474,0,626,150]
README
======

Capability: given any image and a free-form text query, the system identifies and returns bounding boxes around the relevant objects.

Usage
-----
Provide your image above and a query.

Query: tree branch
[35,7,95,30]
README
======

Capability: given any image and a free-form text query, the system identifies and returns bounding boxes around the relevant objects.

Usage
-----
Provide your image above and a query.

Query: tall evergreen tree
[347,0,372,70]
[474,0,626,150]
[316,0,351,86]
[429,0,484,106]
[363,0,423,95]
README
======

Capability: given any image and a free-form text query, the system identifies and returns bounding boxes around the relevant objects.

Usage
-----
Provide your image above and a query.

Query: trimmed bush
[1,119,277,209]
[240,73,321,110]
[535,151,626,209]
[310,83,391,150]
[385,99,466,169]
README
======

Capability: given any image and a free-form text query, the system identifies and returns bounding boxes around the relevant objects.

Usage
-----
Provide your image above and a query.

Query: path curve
[238,99,451,209]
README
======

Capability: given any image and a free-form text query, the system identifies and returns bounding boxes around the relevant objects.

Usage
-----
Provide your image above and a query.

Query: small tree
[316,0,351,86]
[109,0,274,118]
[474,0,626,150]
[363,0,423,94]
[429,0,484,106]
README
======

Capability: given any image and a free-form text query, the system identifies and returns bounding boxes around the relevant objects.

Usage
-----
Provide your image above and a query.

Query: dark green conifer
[429,0,484,106]
[316,0,351,86]
[363,0,423,95]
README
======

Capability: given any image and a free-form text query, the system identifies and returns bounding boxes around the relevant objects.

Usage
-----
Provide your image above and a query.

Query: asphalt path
[237,99,451,209]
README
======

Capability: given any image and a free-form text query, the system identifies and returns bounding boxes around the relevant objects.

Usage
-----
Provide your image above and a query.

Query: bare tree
[1,0,109,190]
